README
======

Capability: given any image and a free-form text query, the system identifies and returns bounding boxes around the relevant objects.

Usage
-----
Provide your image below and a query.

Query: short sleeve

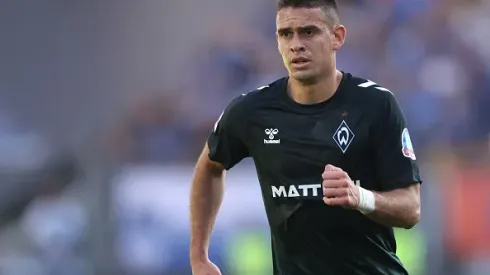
[207,95,249,170]
[372,92,422,190]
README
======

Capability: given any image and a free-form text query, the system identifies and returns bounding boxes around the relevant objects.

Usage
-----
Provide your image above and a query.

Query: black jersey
[207,72,422,275]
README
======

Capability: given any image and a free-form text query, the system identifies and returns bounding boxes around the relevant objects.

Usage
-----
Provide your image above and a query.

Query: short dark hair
[277,0,337,10]
[276,0,339,24]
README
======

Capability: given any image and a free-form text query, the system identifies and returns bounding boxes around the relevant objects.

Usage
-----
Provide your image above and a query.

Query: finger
[323,196,349,206]
[322,170,349,180]
[325,164,342,172]
[322,179,350,188]
[323,187,348,198]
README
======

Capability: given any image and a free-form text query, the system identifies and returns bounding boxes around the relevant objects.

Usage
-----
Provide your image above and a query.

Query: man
[190,0,422,274]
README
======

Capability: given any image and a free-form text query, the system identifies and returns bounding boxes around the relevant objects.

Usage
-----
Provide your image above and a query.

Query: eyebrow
[277,25,321,34]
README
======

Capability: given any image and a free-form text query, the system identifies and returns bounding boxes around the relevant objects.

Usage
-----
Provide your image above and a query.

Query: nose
[290,35,305,52]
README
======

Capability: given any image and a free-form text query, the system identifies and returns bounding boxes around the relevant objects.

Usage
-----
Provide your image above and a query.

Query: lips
[291,57,310,63]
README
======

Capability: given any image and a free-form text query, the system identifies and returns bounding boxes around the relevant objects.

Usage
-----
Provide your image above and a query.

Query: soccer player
[189,0,422,274]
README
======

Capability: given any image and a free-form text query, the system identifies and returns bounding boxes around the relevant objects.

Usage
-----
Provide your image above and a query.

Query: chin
[290,70,318,83]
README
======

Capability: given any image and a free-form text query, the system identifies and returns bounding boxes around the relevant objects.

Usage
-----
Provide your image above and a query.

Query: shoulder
[218,77,286,124]
[343,73,407,128]
[226,77,286,111]
[343,73,399,108]
[243,77,287,100]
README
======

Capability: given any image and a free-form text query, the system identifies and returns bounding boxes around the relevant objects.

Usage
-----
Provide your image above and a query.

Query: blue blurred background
[0,0,489,274]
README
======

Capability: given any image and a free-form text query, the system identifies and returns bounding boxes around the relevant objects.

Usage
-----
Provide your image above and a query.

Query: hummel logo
[264,128,280,144]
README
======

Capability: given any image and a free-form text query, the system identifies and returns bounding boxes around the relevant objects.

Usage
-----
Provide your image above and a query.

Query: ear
[332,24,346,51]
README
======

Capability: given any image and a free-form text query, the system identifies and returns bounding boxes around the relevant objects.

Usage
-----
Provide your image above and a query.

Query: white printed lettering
[271,185,287,198]
[288,185,300,197]
[272,181,361,198]
[298,184,321,196]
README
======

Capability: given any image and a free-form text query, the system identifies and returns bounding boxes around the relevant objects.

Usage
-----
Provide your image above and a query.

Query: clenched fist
[322,164,360,209]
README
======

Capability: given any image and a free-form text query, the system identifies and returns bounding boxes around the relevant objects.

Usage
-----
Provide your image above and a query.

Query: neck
[288,70,343,105]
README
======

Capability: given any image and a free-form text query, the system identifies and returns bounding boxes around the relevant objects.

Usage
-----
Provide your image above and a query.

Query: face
[276,7,345,83]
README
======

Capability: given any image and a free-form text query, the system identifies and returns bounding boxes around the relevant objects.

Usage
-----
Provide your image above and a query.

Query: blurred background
[0,0,489,274]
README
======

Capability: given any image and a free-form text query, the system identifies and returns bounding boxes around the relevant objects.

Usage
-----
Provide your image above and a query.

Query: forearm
[189,156,225,264]
[364,185,420,229]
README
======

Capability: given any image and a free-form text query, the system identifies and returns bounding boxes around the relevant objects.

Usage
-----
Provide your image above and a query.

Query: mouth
[291,57,311,67]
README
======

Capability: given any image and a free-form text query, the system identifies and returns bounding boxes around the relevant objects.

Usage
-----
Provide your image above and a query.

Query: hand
[322,164,360,209]
[191,260,222,275]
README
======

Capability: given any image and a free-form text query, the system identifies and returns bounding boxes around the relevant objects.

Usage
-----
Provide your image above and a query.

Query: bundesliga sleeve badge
[401,128,416,160]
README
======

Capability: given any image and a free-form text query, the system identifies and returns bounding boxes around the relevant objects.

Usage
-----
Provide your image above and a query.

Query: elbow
[402,203,421,229]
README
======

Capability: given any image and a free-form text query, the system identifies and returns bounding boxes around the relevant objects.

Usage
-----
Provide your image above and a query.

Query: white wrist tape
[357,186,375,214]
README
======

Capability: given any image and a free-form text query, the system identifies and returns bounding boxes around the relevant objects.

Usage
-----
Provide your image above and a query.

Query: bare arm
[189,144,226,265]
[323,167,421,229]
[367,183,421,229]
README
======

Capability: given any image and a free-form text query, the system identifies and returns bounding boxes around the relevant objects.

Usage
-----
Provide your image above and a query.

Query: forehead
[276,7,327,29]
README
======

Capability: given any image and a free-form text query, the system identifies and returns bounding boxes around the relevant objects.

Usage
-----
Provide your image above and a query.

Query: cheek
[318,40,333,56]
[323,43,332,54]
[277,44,288,59]
[311,43,332,67]
[278,41,286,50]
[327,36,338,51]
[311,42,329,56]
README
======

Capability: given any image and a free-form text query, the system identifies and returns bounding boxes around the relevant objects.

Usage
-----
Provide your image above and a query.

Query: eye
[301,28,316,36]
